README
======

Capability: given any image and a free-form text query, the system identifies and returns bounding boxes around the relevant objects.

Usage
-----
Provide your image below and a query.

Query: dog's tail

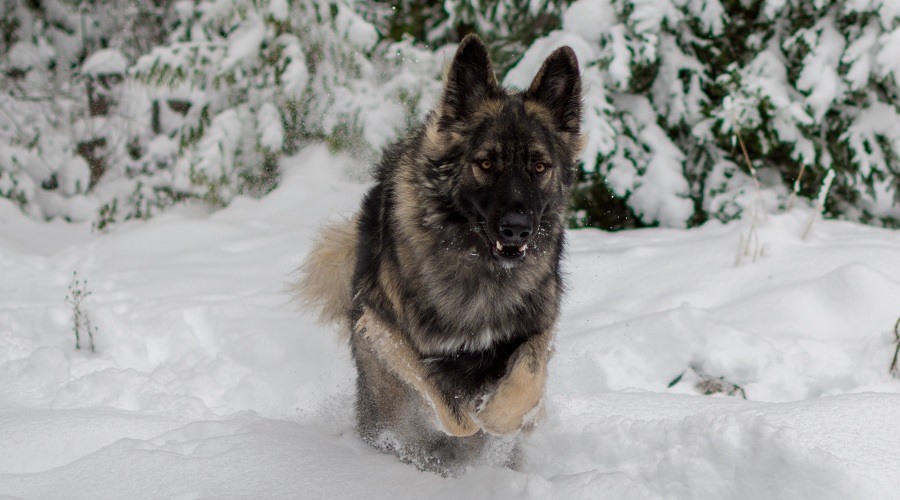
[295,217,358,339]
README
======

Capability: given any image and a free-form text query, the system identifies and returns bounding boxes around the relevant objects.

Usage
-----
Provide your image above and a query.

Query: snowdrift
[1,146,898,498]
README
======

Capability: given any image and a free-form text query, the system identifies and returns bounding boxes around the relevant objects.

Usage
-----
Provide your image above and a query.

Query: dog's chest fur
[409,254,557,355]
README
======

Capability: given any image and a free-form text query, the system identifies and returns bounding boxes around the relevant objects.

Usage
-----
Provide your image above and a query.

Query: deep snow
[1,146,899,498]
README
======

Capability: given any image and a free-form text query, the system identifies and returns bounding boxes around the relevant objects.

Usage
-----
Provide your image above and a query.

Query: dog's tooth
[519,244,528,252]
[496,241,502,251]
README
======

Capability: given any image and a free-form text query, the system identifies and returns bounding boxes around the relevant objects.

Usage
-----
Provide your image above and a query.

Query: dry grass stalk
[801,168,835,240]
[735,210,763,266]
[734,126,768,222]
[787,163,807,210]
[731,126,767,266]
[890,316,899,378]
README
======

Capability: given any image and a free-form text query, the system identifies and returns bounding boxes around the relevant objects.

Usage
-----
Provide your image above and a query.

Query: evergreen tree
[124,0,445,223]
[0,0,176,222]
[541,0,900,228]
[1,0,898,229]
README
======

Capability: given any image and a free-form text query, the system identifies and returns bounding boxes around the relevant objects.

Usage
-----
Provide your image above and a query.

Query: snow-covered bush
[384,0,569,73]
[129,0,443,217]
[0,0,177,223]
[533,0,900,228]
[1,0,898,229]
[0,0,443,227]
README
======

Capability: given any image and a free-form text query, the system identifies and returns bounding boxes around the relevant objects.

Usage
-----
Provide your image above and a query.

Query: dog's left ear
[525,47,582,134]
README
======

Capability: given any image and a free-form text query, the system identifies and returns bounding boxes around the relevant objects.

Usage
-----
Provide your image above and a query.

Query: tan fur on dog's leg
[476,330,553,435]
[356,309,478,437]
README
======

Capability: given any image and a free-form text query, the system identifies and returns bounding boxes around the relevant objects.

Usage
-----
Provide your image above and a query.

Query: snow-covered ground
[1,146,899,498]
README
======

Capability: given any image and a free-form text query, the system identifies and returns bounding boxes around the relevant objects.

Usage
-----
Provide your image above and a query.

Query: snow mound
[1,146,899,497]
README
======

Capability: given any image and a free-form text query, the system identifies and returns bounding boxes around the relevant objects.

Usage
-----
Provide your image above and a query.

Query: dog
[298,34,583,474]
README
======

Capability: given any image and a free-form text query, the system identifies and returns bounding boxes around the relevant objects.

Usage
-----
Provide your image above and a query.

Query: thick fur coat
[299,34,583,474]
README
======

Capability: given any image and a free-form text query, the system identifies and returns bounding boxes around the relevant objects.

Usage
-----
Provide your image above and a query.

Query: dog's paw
[475,352,545,435]
[432,402,479,437]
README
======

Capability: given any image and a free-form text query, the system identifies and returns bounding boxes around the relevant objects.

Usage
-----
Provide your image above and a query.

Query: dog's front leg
[355,308,479,437]
[475,330,553,435]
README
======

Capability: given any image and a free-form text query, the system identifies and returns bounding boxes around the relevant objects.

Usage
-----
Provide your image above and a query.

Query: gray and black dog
[299,34,583,475]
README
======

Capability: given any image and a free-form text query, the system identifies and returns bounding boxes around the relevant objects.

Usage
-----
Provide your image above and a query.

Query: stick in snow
[802,169,835,241]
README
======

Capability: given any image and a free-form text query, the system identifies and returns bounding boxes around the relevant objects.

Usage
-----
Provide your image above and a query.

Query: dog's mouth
[491,240,528,261]
[475,224,529,262]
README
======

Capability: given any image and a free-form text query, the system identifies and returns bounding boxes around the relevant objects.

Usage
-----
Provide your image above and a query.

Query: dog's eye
[535,162,547,174]
[479,159,492,171]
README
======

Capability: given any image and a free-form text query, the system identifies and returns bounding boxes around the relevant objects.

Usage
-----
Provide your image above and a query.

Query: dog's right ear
[438,34,500,125]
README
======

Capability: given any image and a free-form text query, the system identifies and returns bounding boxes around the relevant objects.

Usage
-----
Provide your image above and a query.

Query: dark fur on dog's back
[300,34,583,474]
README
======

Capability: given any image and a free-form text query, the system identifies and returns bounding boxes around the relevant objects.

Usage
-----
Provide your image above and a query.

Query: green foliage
[383,0,569,73]
[1,0,898,230]
[566,0,900,228]
[0,169,29,210]
[126,0,443,226]
[569,170,646,230]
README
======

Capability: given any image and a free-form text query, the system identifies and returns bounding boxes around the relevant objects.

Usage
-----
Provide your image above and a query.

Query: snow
[843,23,878,91]
[618,95,693,226]
[842,101,900,218]
[220,13,266,71]
[875,28,900,84]
[257,103,284,152]
[603,24,634,90]
[81,49,128,76]
[794,18,846,123]
[56,156,89,196]
[504,31,599,90]
[7,42,52,72]
[278,34,309,99]
[2,145,900,497]
[625,0,682,38]
[334,4,379,51]
[561,0,618,44]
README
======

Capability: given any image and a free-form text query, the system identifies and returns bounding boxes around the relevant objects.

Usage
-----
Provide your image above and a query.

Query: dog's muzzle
[492,211,532,261]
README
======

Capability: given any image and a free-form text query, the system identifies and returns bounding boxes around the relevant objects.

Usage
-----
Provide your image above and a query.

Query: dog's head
[419,35,583,268]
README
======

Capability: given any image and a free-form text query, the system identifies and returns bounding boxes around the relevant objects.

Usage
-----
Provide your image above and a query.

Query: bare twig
[65,272,97,352]
[787,163,807,210]
[728,108,769,266]
[890,316,899,378]
[802,169,835,240]
[734,126,768,222]
[735,209,762,266]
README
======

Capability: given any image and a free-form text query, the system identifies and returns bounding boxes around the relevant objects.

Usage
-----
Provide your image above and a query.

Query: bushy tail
[295,217,358,338]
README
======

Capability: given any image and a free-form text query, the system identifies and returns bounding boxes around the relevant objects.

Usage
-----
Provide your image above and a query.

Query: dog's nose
[498,212,532,244]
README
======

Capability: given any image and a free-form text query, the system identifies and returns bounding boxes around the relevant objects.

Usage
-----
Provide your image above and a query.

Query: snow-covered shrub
[0,0,177,223]
[127,0,445,222]
[525,0,900,228]
[384,0,569,73]
[1,0,898,229]
[0,0,443,227]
